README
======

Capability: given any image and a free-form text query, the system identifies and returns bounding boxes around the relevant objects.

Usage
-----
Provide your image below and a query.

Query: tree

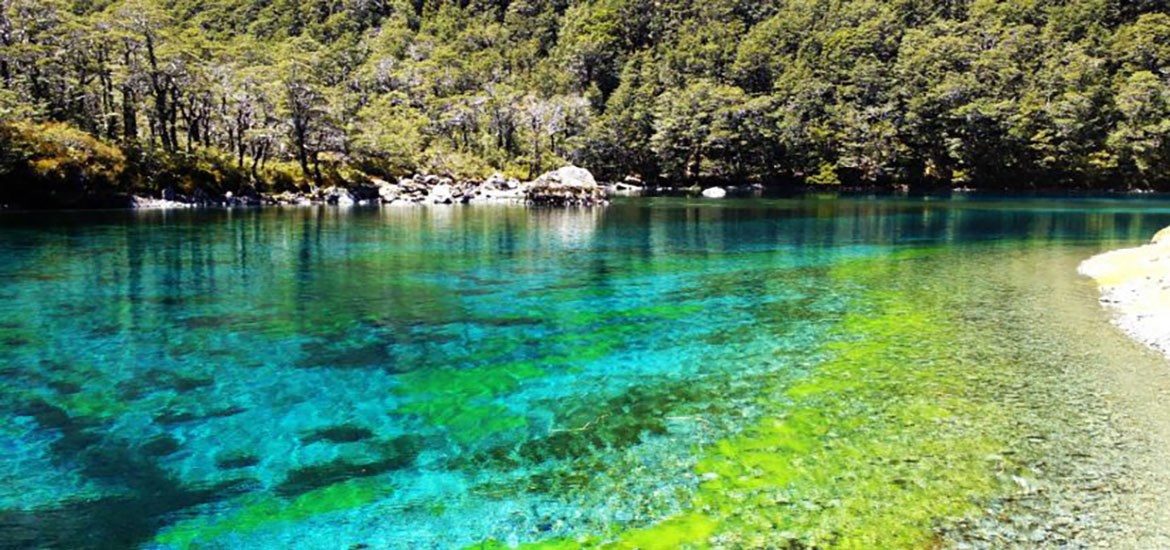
[519,93,589,178]
[1107,71,1170,185]
[281,37,334,189]
[352,91,426,176]
[4,0,1170,196]
[116,0,179,151]
[651,80,747,181]
[551,0,623,97]
[578,50,659,180]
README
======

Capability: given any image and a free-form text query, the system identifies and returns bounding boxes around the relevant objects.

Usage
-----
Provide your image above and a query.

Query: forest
[1,0,1169,203]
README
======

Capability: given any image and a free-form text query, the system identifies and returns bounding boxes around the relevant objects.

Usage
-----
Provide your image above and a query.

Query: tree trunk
[122,86,138,143]
[251,140,269,180]
[294,124,311,184]
[167,85,180,152]
[311,151,323,190]
[145,33,174,152]
[98,51,118,140]
[237,130,247,170]
[0,8,11,89]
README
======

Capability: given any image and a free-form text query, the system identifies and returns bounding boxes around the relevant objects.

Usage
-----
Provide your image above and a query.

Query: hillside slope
[1,0,1169,200]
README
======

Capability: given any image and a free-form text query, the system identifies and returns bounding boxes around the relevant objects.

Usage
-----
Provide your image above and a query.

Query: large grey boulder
[534,166,598,188]
[426,183,455,204]
[526,166,607,206]
[321,186,356,206]
[375,179,400,203]
[1153,226,1170,246]
[467,173,525,203]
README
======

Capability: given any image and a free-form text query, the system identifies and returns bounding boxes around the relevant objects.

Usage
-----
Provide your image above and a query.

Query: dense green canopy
[1,0,1168,196]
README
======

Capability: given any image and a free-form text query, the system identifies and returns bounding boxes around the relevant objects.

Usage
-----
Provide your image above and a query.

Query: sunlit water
[1,196,1168,549]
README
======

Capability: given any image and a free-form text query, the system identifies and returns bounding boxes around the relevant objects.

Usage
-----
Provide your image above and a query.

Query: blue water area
[0,196,1168,549]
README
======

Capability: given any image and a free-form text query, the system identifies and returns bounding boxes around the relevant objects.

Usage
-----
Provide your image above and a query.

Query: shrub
[0,121,127,207]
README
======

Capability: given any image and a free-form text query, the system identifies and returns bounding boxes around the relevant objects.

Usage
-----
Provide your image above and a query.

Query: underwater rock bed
[3,199,1170,548]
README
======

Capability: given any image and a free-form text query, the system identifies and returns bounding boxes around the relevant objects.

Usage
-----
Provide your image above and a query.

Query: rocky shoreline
[1079,226,1170,360]
[131,166,609,209]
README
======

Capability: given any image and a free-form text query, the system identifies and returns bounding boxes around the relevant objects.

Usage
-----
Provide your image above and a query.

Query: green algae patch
[555,252,1016,549]
[397,361,544,397]
[474,537,598,550]
[610,513,717,549]
[390,301,692,445]
[395,361,545,443]
[687,258,1008,547]
[392,298,706,444]
[155,478,391,548]
[51,389,134,420]
[401,401,528,443]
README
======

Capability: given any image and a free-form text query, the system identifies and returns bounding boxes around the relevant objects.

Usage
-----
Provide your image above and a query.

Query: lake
[1,196,1169,549]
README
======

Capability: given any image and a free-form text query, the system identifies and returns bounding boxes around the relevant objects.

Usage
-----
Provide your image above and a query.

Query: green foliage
[807,162,842,186]
[1107,71,1170,182]
[352,93,427,177]
[0,121,126,205]
[651,80,748,181]
[2,0,1170,196]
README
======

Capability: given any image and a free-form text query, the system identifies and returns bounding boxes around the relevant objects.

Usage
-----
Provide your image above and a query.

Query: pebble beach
[1080,227,1170,359]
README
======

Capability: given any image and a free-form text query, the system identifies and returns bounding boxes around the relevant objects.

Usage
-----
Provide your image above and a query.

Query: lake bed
[2,197,1170,548]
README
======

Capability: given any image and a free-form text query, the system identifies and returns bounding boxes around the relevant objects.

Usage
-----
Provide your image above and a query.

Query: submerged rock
[275,435,422,496]
[141,434,181,457]
[215,451,261,470]
[301,425,376,444]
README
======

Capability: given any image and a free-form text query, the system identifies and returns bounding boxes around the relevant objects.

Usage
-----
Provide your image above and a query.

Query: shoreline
[1079,227,1170,360]
[1,166,610,211]
[7,176,1169,212]
[142,166,610,209]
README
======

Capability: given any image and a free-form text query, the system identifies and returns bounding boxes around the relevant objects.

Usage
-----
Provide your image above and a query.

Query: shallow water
[0,196,1168,549]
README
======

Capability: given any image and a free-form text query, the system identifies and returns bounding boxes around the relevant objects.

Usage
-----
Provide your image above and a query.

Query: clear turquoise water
[0,196,1168,549]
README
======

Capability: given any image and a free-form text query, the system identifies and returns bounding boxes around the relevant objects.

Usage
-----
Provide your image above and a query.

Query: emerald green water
[0,197,1167,549]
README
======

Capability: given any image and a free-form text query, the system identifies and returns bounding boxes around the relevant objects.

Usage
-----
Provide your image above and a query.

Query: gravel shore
[1079,227,1170,359]
[941,246,1170,548]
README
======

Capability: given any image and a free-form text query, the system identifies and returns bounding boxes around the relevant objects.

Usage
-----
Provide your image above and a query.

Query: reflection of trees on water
[598,199,1170,255]
[32,201,1166,341]
[0,201,1166,337]
[0,200,1166,367]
